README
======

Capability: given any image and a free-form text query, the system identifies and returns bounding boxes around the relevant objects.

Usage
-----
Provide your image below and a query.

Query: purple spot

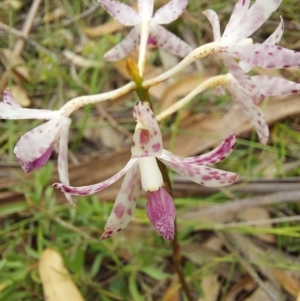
[152,143,161,152]
[114,203,125,219]
[140,129,150,145]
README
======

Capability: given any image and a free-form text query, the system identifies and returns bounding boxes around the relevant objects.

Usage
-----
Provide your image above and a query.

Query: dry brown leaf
[82,20,124,37]
[198,273,220,301]
[43,8,65,23]
[273,269,300,298]
[243,282,279,301]
[3,0,22,10]
[39,248,85,301]
[63,50,101,68]
[1,49,31,82]
[10,85,31,107]
[237,207,276,243]
[161,275,181,301]
[223,277,257,301]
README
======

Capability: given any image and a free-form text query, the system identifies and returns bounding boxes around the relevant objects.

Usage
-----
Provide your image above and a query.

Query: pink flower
[0,89,73,205]
[54,102,238,240]
[98,0,193,60]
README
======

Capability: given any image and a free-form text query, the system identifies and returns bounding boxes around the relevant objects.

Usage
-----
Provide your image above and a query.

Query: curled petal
[202,9,221,41]
[14,117,62,172]
[227,80,269,144]
[263,16,284,46]
[104,26,140,61]
[57,117,74,206]
[252,75,300,97]
[53,158,138,195]
[160,134,237,165]
[153,0,188,25]
[222,0,250,41]
[101,164,140,240]
[160,155,238,187]
[146,187,175,241]
[3,89,21,108]
[150,24,193,57]
[98,0,140,26]
[132,102,163,157]
[227,44,300,69]
[138,0,153,19]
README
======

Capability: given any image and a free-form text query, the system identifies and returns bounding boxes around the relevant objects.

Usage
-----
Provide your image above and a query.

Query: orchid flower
[98,0,193,61]
[0,89,73,205]
[54,102,238,241]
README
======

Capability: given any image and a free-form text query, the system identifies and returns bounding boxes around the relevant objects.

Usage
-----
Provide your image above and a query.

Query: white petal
[57,117,74,206]
[159,156,238,187]
[138,0,154,19]
[252,75,300,97]
[150,24,192,57]
[98,0,140,26]
[227,80,269,144]
[131,102,163,158]
[153,0,188,24]
[53,158,138,195]
[101,164,140,240]
[202,9,221,41]
[222,0,250,41]
[104,26,140,61]
[160,134,237,165]
[14,117,62,172]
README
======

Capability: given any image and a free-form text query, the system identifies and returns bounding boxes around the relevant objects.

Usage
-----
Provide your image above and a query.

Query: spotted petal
[101,163,140,240]
[150,24,192,57]
[14,117,62,172]
[53,158,138,195]
[98,0,140,26]
[153,0,188,25]
[57,117,74,206]
[3,89,21,108]
[159,155,238,187]
[227,44,300,69]
[252,75,300,97]
[104,26,140,61]
[203,9,221,41]
[160,134,237,165]
[131,102,163,158]
[227,80,269,144]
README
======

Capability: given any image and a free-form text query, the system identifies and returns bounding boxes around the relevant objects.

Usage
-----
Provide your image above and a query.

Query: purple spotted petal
[227,44,300,69]
[159,156,238,187]
[202,9,221,41]
[53,158,138,195]
[98,0,140,26]
[221,55,263,102]
[104,26,140,61]
[160,134,237,165]
[131,102,163,158]
[150,24,193,57]
[14,117,62,172]
[227,80,269,144]
[252,75,300,97]
[138,0,153,19]
[222,0,250,42]
[146,187,175,241]
[239,16,284,73]
[3,89,21,108]
[224,0,282,44]
[101,164,140,240]
[57,117,74,206]
[153,0,188,25]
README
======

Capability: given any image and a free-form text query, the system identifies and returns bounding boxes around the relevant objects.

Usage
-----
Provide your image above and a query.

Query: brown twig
[0,0,42,93]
